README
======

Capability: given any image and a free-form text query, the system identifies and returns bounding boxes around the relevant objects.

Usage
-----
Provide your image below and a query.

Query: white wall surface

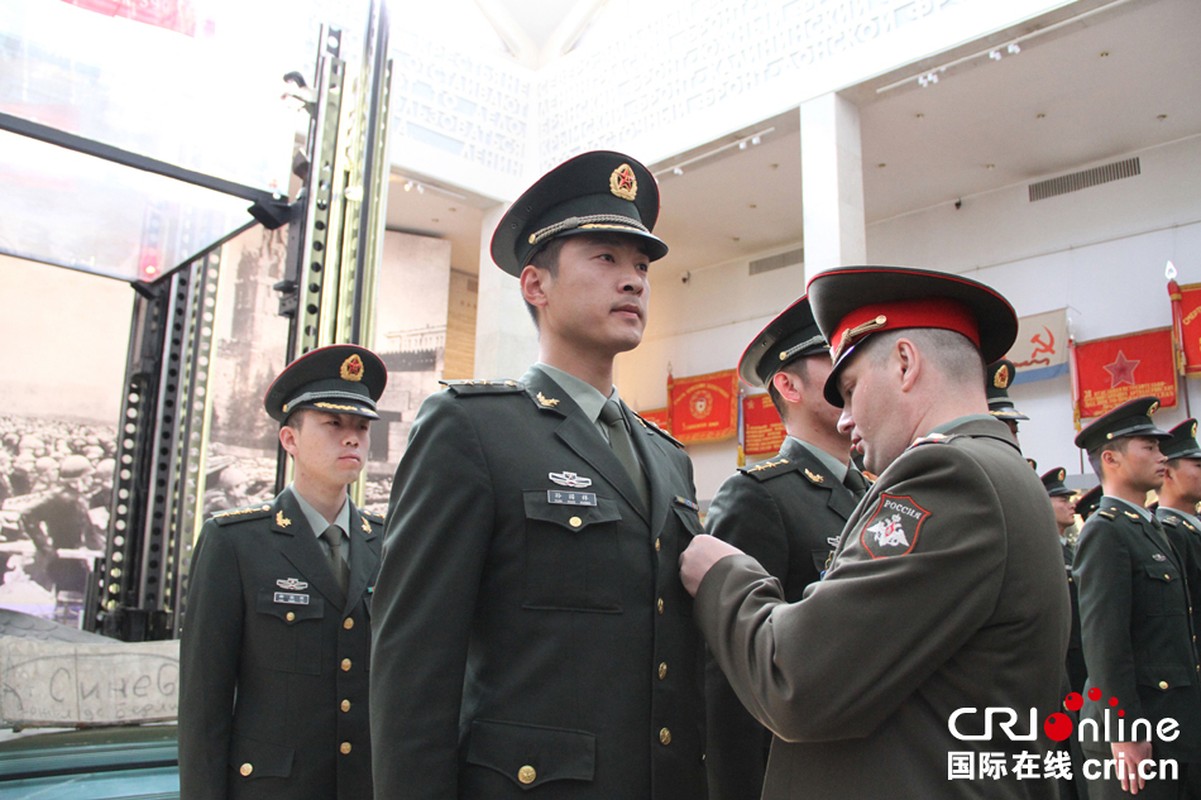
[621,134,1201,503]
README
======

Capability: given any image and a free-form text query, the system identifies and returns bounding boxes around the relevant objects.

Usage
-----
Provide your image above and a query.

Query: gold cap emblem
[1192,422,1198,438]
[609,164,637,201]
[1057,468,1065,481]
[993,363,1010,389]
[340,354,364,382]
[1149,400,1160,415]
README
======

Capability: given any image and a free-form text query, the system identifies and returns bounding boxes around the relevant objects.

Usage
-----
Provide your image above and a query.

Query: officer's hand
[679,535,743,597]
[1110,740,1152,794]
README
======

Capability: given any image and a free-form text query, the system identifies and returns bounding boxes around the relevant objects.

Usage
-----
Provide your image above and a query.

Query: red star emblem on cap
[1102,350,1140,388]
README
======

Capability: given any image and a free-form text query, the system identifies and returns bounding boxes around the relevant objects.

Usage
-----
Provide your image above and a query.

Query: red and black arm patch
[859,493,930,558]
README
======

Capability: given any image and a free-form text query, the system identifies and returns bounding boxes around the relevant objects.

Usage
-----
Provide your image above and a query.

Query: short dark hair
[1087,437,1130,477]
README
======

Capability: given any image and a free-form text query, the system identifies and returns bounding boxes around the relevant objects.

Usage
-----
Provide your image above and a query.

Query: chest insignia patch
[276,577,309,591]
[859,493,929,559]
[549,471,592,488]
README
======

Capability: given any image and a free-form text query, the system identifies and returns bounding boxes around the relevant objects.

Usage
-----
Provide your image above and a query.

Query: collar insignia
[361,517,372,533]
[536,391,560,408]
[549,471,593,488]
[276,577,309,591]
[804,468,825,484]
[276,511,292,528]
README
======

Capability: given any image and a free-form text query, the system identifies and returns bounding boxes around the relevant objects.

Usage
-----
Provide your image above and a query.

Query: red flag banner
[742,393,785,456]
[668,369,738,443]
[637,407,671,432]
[62,0,197,36]
[1174,281,1201,375]
[1073,328,1177,419]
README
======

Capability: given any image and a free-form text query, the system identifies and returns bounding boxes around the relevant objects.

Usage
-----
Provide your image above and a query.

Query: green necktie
[321,525,349,593]
[600,399,650,512]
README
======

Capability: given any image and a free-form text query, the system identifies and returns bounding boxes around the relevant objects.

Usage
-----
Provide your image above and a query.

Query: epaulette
[910,432,953,447]
[211,503,273,525]
[633,413,685,449]
[1096,509,1117,521]
[741,457,794,481]
[441,379,524,396]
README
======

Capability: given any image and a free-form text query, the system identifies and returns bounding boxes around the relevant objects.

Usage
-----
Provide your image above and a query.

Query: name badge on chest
[274,592,310,605]
[547,489,597,507]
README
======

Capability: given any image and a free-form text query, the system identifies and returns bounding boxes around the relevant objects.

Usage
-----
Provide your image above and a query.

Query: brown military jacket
[696,416,1069,799]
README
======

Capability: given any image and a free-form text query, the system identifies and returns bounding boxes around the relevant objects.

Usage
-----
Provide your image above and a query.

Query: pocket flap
[256,589,325,623]
[230,733,293,780]
[1143,564,1180,583]
[1136,662,1195,690]
[466,718,596,790]
[523,491,621,531]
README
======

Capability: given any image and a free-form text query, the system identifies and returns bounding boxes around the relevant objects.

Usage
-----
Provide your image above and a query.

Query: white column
[473,203,540,378]
[800,92,867,281]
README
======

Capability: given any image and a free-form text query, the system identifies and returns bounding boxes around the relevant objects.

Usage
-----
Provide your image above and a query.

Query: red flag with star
[1073,327,1177,419]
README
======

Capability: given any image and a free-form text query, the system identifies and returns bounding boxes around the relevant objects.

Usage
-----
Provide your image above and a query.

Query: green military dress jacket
[179,487,382,799]
[370,367,707,799]
[703,436,862,800]
[696,416,1069,799]
[1075,501,1201,762]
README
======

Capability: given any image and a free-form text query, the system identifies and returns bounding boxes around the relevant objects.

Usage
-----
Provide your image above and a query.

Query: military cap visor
[738,295,829,389]
[1161,418,1201,461]
[490,151,668,276]
[1074,484,1102,519]
[264,344,387,423]
[1073,395,1170,452]
[1040,467,1074,498]
[986,359,1029,420]
[807,266,1018,407]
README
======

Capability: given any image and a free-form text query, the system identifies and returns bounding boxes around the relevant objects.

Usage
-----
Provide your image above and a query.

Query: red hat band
[831,297,980,364]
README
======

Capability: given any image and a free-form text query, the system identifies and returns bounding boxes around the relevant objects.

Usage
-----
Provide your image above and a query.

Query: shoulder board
[1096,509,1117,521]
[441,379,524,396]
[1160,514,1180,528]
[1122,510,1142,521]
[211,503,273,526]
[360,510,385,524]
[632,413,685,449]
[910,432,953,448]
[741,457,794,481]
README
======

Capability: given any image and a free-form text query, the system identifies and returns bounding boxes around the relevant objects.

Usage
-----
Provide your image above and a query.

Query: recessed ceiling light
[915,113,925,119]
[748,203,757,209]
[985,164,996,170]
[1036,113,1046,119]
[1157,114,1169,121]
[1099,51,1109,57]
[877,162,887,169]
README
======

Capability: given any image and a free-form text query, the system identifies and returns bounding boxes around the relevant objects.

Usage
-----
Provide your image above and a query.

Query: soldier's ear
[521,264,551,308]
[279,424,300,459]
[770,370,803,405]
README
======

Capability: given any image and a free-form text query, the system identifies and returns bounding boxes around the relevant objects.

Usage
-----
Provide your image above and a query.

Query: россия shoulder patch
[859,493,929,558]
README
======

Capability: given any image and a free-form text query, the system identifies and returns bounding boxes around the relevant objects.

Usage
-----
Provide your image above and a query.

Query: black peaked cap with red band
[490,150,668,277]
[807,265,1019,407]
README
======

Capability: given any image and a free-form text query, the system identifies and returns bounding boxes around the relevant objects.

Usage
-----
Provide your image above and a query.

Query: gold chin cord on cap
[832,315,888,363]
[527,214,649,246]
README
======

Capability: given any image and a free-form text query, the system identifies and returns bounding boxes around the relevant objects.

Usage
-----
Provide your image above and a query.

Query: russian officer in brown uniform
[682,266,1069,799]
[179,344,386,800]
[703,294,866,800]
[1073,398,1201,799]
[370,152,706,799]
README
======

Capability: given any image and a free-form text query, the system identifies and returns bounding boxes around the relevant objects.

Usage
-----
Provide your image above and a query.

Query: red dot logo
[1088,687,1102,701]
[1044,712,1074,742]
[1064,692,1084,712]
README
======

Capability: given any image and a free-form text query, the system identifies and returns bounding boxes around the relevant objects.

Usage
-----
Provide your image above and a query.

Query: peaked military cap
[1040,467,1074,498]
[264,344,387,423]
[1073,396,1170,452]
[986,359,1029,421]
[807,265,1018,407]
[1161,417,1201,460]
[1074,484,1102,520]
[738,295,829,389]
[490,151,667,276]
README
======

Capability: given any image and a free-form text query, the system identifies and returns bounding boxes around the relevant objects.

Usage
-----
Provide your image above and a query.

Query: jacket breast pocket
[255,589,325,674]
[1139,563,1186,616]
[522,490,623,612]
